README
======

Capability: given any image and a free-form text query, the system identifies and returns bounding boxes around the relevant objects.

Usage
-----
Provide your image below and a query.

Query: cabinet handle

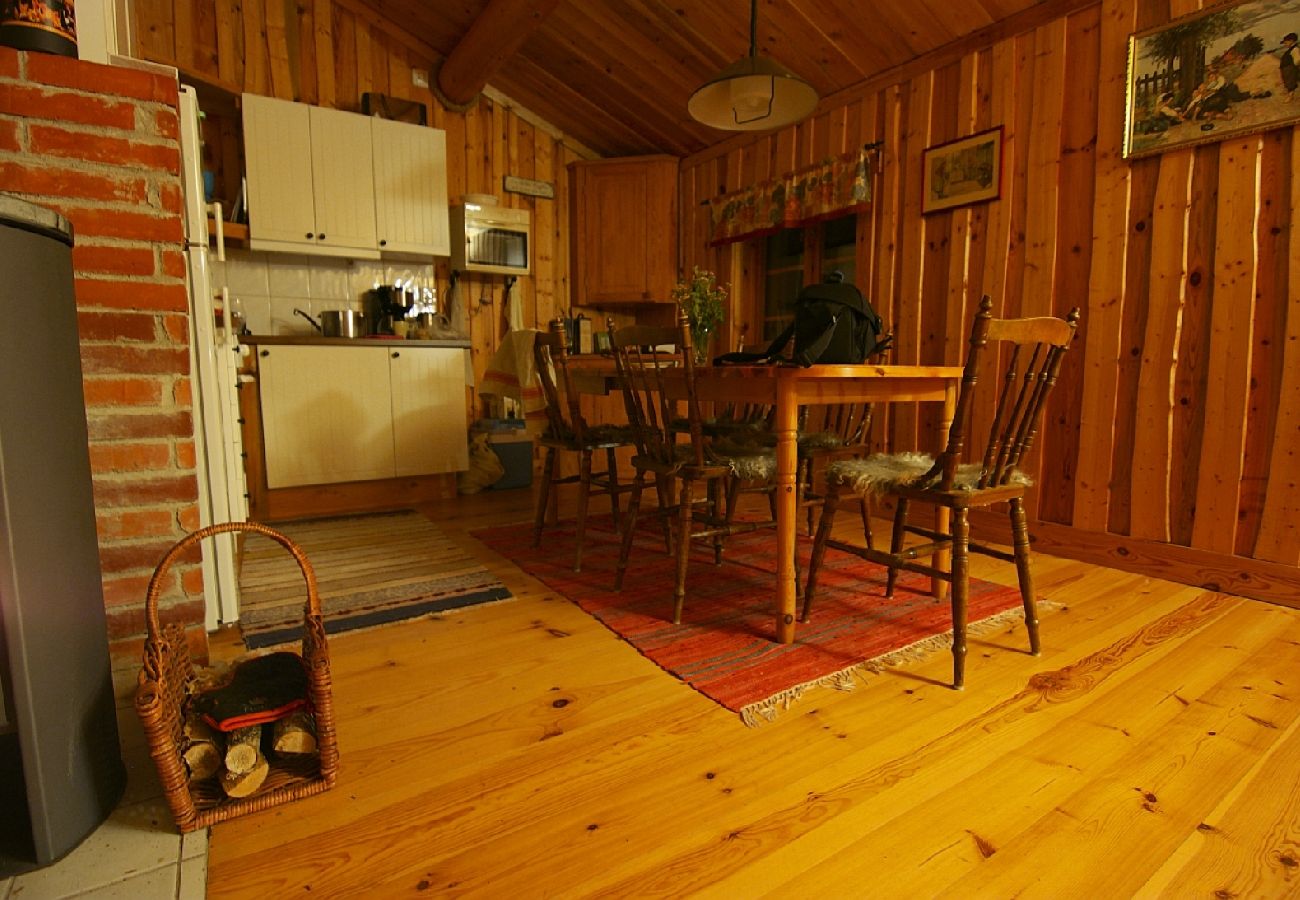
[391,351,400,359]
[379,239,387,247]
[260,349,269,357]
[317,233,326,241]
[305,232,314,239]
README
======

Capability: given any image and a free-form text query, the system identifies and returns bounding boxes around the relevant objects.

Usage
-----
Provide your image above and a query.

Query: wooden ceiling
[363,0,1051,158]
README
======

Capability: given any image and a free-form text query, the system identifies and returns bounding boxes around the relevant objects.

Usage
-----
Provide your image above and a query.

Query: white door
[259,346,395,488]
[372,118,450,257]
[389,347,469,476]
[309,105,379,256]
[242,94,317,250]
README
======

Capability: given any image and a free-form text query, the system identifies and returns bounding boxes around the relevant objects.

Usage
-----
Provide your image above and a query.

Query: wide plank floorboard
[206,491,1300,898]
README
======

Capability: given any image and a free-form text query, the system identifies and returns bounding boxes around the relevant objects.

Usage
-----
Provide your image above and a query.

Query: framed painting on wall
[921,127,1003,214]
[1124,0,1300,158]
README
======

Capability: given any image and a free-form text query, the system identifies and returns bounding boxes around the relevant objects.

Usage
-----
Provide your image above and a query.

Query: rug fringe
[737,602,1059,727]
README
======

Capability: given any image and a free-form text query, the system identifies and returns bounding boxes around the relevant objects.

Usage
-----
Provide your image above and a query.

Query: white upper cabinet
[241,95,318,250]
[243,95,448,261]
[243,94,378,259]
[372,117,450,259]
[307,105,379,255]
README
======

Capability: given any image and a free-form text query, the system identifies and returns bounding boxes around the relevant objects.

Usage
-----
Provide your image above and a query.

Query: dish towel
[480,328,549,424]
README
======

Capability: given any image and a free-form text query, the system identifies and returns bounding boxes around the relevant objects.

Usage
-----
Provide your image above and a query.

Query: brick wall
[0,48,207,667]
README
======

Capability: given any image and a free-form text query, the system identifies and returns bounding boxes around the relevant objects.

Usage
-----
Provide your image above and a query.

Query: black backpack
[716,273,892,367]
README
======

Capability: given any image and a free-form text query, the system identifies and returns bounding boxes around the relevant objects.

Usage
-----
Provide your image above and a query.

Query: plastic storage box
[471,419,532,490]
[487,433,533,489]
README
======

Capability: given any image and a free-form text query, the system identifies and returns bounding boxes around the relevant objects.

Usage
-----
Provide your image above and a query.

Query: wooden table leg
[775,380,799,643]
[933,380,957,600]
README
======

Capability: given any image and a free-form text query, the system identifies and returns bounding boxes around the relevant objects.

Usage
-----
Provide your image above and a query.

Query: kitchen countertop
[240,334,471,349]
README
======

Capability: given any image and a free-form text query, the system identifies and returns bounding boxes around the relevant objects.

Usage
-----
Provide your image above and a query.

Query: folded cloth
[480,329,548,422]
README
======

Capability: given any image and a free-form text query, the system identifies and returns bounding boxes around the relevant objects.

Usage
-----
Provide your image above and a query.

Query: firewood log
[220,755,269,798]
[182,713,221,782]
[223,725,264,775]
[272,711,317,756]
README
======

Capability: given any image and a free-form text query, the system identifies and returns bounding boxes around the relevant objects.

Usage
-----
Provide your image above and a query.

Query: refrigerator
[179,85,248,628]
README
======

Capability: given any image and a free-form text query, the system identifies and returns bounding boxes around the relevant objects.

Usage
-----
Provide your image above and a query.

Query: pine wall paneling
[680,0,1300,608]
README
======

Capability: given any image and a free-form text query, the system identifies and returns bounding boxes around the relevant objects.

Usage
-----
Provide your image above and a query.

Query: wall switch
[411,68,429,89]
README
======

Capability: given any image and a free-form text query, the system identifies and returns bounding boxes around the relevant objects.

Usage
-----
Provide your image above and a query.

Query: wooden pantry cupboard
[569,155,678,306]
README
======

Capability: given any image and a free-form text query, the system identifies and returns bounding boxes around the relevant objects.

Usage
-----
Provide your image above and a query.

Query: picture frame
[1124,0,1300,159]
[921,127,1003,214]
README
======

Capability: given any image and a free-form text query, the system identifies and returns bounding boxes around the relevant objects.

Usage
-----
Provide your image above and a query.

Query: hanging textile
[707,145,877,246]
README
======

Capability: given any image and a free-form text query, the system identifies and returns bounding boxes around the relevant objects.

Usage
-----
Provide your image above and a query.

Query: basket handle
[144,521,319,641]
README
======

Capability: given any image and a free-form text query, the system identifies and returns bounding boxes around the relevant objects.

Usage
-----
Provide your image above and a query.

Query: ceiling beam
[434,0,562,109]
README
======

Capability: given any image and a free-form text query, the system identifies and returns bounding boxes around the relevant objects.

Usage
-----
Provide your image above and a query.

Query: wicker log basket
[135,522,339,832]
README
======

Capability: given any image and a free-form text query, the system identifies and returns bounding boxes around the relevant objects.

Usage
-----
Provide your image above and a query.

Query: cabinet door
[372,118,450,258]
[308,105,379,255]
[243,94,317,249]
[389,347,468,476]
[258,346,394,488]
[571,156,678,305]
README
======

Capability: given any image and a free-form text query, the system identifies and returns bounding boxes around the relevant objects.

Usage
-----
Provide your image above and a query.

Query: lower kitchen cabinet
[256,344,468,489]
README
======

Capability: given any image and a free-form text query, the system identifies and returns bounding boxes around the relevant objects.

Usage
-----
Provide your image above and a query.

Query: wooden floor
[206,489,1300,898]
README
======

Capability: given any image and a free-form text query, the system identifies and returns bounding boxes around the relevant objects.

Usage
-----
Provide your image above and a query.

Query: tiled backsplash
[215,251,437,335]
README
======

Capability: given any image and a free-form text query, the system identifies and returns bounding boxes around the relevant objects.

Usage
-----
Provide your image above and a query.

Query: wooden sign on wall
[503,175,555,199]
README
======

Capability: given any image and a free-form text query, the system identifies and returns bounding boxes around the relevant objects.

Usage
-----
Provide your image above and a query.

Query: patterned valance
[707,146,877,246]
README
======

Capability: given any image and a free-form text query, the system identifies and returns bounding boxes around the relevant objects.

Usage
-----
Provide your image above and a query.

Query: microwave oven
[450,203,531,276]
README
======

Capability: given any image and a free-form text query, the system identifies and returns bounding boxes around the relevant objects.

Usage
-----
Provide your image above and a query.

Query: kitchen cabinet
[372,117,450,259]
[256,344,467,489]
[569,155,678,306]
[243,94,379,259]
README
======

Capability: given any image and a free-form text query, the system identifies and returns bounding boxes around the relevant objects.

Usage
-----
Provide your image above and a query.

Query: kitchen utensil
[319,310,366,338]
[293,308,322,333]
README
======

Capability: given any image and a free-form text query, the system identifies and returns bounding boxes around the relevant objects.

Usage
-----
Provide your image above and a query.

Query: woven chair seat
[827,452,1032,495]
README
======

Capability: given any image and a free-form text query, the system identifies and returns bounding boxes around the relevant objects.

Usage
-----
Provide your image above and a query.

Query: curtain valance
[707,146,877,246]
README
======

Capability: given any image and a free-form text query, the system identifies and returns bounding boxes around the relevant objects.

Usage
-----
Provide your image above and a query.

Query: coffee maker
[364,284,413,335]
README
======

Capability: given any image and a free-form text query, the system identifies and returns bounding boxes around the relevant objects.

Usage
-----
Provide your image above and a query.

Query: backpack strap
[712,319,797,366]
[790,314,840,367]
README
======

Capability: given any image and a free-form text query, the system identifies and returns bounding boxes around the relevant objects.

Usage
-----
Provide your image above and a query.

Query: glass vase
[692,327,712,366]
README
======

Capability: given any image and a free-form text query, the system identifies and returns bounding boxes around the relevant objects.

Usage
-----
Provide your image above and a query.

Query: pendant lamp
[687,0,818,131]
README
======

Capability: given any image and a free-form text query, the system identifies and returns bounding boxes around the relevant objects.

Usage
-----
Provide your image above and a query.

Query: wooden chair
[532,320,637,573]
[796,401,876,544]
[803,295,1081,688]
[607,312,779,624]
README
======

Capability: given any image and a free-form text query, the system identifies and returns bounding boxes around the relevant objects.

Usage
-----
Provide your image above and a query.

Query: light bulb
[729,75,775,125]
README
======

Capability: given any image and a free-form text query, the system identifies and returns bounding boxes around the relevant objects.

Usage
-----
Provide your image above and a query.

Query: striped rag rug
[240,511,513,649]
[473,515,1029,725]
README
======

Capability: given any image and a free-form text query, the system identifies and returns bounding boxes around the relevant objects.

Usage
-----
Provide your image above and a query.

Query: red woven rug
[472,515,1027,725]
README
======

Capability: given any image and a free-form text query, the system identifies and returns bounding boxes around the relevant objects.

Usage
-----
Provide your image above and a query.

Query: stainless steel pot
[320,310,367,338]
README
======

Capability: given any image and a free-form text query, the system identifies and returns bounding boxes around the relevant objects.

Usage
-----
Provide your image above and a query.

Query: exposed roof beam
[434,0,561,109]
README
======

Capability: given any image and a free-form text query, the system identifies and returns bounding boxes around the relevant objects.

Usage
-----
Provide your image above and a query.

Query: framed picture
[1124,1,1300,159]
[921,127,1003,214]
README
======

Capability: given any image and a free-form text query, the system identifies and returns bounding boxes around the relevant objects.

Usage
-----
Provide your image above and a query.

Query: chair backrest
[606,312,707,468]
[933,295,1081,490]
[533,320,587,443]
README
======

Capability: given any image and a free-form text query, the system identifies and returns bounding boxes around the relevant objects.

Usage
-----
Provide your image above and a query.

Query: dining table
[570,360,965,644]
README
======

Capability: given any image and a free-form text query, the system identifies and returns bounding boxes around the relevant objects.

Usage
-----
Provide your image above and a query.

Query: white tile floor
[0,703,209,900]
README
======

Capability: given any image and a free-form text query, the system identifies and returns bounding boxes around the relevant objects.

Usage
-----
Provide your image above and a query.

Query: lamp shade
[688,55,818,131]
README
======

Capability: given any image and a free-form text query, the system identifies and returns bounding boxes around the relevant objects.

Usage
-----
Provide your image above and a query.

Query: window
[758,214,858,340]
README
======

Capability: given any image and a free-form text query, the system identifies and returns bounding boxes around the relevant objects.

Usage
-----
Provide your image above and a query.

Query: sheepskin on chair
[828,452,1034,495]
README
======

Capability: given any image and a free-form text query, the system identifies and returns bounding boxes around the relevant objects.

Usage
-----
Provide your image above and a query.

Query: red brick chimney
[0,47,207,674]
